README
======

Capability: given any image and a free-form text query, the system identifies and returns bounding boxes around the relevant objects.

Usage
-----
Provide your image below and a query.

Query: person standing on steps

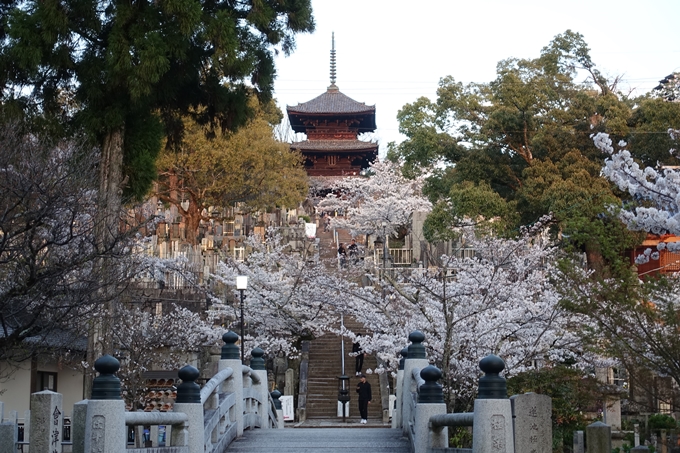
[352,333,364,375]
[338,242,347,268]
[347,238,359,265]
[356,374,372,424]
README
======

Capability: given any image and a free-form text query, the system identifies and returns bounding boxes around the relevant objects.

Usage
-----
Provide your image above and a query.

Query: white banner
[305,222,316,238]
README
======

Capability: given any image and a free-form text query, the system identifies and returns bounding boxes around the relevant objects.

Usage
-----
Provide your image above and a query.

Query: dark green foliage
[1,0,315,199]
[389,30,676,277]
[648,413,677,431]
[389,31,637,238]
[627,97,680,167]
[123,111,164,201]
[423,181,518,241]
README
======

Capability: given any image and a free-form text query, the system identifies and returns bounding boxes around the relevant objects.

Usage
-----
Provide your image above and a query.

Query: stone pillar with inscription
[472,355,515,453]
[220,331,244,436]
[249,348,270,429]
[510,393,552,453]
[29,390,63,453]
[402,332,429,438]
[84,355,126,453]
[392,347,407,429]
[414,366,447,453]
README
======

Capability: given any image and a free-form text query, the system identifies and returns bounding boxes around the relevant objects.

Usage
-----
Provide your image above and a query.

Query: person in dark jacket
[338,243,347,268]
[352,333,364,376]
[356,374,372,424]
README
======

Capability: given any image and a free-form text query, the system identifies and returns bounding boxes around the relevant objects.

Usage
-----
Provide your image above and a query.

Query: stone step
[225,428,410,452]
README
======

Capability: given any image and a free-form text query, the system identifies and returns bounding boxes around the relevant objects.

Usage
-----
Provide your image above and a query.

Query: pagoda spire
[329,32,338,91]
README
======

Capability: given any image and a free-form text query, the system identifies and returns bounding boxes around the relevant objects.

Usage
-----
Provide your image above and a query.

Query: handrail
[411,367,425,388]
[125,411,189,426]
[267,393,278,428]
[241,365,261,384]
[429,413,474,428]
[200,368,234,404]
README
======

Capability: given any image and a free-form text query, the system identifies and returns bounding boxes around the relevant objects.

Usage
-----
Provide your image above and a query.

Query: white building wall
[38,358,84,416]
[0,357,84,416]
[0,361,32,416]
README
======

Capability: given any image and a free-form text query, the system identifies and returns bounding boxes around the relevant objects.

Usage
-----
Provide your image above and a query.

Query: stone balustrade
[396,330,553,453]
[0,330,282,453]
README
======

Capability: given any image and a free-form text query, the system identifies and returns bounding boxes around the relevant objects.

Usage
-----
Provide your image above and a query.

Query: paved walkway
[225,427,410,452]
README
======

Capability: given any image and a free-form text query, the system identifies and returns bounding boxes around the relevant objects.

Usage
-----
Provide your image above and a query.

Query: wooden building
[631,233,680,278]
[287,34,378,177]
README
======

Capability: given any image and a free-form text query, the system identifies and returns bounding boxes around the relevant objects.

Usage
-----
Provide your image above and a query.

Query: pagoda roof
[287,86,375,115]
[291,139,378,152]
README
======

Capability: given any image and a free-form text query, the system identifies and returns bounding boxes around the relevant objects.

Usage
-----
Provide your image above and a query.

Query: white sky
[274,0,680,154]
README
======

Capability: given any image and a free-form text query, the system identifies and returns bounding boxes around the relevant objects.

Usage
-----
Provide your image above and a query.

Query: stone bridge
[0,330,630,453]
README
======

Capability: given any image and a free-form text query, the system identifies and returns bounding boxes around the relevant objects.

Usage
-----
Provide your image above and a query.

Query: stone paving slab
[225,427,411,452]
[293,417,391,428]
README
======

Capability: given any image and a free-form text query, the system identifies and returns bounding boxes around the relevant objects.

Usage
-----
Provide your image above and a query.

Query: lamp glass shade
[236,276,248,290]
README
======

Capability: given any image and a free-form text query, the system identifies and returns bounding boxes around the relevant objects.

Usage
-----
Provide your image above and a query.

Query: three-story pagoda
[287,35,378,177]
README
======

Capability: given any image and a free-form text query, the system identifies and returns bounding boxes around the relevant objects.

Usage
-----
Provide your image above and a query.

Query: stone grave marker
[510,393,552,453]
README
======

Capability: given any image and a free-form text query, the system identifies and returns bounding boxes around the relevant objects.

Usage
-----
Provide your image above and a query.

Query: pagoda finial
[329,32,337,90]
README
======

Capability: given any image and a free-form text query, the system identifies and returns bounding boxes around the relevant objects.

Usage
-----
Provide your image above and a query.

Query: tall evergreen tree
[1,0,314,239]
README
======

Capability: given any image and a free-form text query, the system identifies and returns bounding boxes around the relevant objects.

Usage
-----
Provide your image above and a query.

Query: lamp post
[373,236,383,281]
[236,275,248,363]
[381,221,388,275]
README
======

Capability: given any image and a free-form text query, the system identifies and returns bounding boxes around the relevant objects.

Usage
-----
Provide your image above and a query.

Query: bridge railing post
[249,348,269,429]
[414,366,447,453]
[401,331,428,440]
[472,355,514,453]
[270,390,284,429]
[392,347,407,429]
[173,365,203,453]
[221,331,244,436]
[83,355,126,453]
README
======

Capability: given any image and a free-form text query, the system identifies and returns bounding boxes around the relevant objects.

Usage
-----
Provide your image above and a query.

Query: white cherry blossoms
[596,130,680,256]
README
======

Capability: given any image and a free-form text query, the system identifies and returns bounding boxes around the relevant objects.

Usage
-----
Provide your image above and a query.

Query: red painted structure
[287,35,378,177]
[631,234,680,278]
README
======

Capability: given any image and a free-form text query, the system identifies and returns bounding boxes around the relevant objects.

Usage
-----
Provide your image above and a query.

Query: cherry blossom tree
[0,124,139,370]
[110,304,219,410]
[596,131,680,240]
[569,130,680,399]
[209,230,346,357]
[318,160,432,238]
[328,219,589,410]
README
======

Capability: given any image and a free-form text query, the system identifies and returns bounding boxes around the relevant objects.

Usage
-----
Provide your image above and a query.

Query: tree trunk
[85,126,125,399]
[183,204,201,244]
[96,127,125,248]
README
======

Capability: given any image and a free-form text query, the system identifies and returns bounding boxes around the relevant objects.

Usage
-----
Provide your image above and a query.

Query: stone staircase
[316,216,355,267]
[305,317,382,420]
[305,218,381,420]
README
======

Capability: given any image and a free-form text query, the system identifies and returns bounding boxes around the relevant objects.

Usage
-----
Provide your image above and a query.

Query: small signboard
[280,395,294,421]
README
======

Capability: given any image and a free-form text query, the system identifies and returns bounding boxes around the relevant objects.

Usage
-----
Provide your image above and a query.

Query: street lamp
[373,236,383,280]
[381,221,388,274]
[236,275,248,363]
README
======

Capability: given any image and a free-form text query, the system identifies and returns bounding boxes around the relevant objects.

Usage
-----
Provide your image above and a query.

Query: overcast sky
[274,0,680,154]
